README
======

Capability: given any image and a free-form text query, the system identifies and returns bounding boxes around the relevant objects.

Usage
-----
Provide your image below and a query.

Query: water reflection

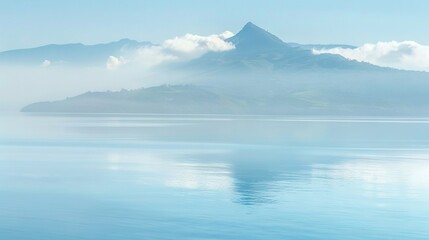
[106,150,233,191]
[313,152,429,190]
[227,148,314,205]
[99,145,429,206]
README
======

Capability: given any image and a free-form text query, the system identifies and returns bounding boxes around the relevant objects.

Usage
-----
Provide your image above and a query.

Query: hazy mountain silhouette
[0,39,151,66]
[21,22,429,115]
[228,22,286,51]
[185,22,378,72]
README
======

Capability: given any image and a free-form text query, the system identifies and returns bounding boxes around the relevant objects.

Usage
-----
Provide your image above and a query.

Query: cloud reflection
[106,146,429,206]
[312,153,429,190]
[107,150,232,191]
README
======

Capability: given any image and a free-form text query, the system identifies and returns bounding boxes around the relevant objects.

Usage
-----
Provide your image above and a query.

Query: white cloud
[134,46,177,68]
[106,31,235,69]
[41,60,51,67]
[313,41,429,72]
[163,31,235,55]
[106,56,126,70]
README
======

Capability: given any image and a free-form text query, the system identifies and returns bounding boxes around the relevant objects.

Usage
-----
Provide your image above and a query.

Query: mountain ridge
[226,22,287,51]
[1,22,361,69]
[18,22,429,115]
[183,22,384,73]
[0,39,151,66]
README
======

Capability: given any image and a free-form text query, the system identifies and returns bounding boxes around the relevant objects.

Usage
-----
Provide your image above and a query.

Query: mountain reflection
[105,145,429,206]
[105,145,336,205]
[227,148,319,205]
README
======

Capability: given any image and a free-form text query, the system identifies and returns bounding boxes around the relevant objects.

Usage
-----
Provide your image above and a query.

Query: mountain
[287,43,356,50]
[21,22,429,115]
[0,38,151,66]
[227,22,287,51]
[0,22,362,70]
[229,22,356,51]
[184,22,379,74]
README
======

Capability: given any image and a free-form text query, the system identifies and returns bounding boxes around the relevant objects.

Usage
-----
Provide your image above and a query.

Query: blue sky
[1,0,429,51]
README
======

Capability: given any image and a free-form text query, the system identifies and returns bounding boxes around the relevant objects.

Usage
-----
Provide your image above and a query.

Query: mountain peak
[242,22,258,30]
[227,22,286,51]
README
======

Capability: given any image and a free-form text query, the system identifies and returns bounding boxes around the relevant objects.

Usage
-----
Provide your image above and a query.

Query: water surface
[1,113,429,239]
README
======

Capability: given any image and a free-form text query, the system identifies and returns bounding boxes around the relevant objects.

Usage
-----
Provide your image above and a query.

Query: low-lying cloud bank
[313,41,429,72]
[107,31,235,70]
[1,30,235,111]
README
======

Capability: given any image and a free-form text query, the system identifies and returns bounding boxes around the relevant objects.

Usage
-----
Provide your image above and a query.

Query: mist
[0,30,239,112]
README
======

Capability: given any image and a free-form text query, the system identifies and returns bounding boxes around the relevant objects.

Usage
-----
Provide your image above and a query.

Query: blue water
[1,113,429,239]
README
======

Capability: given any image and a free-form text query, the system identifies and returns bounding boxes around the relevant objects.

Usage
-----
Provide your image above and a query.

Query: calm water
[1,113,429,239]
